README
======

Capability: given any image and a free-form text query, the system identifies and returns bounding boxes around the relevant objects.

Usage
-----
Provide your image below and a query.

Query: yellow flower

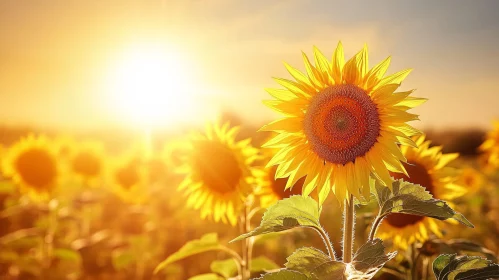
[261,43,425,205]
[377,135,466,249]
[255,150,305,208]
[177,121,259,226]
[457,167,484,194]
[2,135,60,200]
[479,120,499,170]
[69,140,105,186]
[108,152,149,205]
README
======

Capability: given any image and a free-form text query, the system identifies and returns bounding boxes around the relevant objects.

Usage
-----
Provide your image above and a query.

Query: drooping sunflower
[377,135,467,249]
[69,140,106,186]
[261,43,425,205]
[108,152,149,205]
[479,120,499,170]
[2,135,60,200]
[177,121,259,226]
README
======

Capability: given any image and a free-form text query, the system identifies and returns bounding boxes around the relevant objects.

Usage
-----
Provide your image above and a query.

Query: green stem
[368,214,386,241]
[240,202,251,280]
[342,195,355,263]
[309,226,337,260]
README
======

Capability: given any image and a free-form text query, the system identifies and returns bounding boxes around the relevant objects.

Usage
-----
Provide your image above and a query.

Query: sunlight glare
[108,44,201,128]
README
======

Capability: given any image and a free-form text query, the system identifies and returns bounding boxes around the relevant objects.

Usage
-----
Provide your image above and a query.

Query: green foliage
[374,179,474,227]
[52,248,81,263]
[420,239,498,262]
[231,196,322,243]
[210,258,238,278]
[188,273,225,280]
[254,269,311,280]
[251,256,280,272]
[349,239,396,279]
[285,247,344,279]
[154,233,225,274]
[433,254,499,280]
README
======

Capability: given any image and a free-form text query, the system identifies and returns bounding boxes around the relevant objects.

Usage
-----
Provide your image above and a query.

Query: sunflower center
[14,148,57,191]
[193,141,242,195]
[304,84,380,165]
[72,152,101,178]
[268,166,304,199]
[385,161,436,228]
[115,164,140,190]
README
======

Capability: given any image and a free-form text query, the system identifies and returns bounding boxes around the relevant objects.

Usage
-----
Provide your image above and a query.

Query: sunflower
[108,152,149,205]
[177,121,259,226]
[2,135,60,200]
[255,150,305,208]
[69,140,105,186]
[479,120,499,170]
[377,135,466,249]
[457,167,484,194]
[261,43,425,205]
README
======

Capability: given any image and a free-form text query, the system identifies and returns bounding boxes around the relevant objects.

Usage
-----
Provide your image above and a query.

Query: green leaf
[52,248,81,262]
[254,269,312,280]
[251,256,280,272]
[285,247,346,279]
[155,233,224,274]
[112,251,136,270]
[433,254,499,280]
[375,179,474,227]
[210,258,238,278]
[352,239,396,278]
[188,273,225,280]
[231,196,321,243]
[447,239,498,263]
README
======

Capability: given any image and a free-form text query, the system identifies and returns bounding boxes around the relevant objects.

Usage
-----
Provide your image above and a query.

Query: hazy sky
[1,0,498,131]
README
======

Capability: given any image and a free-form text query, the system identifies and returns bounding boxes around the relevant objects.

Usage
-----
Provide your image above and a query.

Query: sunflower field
[2,1,499,280]
[1,42,499,280]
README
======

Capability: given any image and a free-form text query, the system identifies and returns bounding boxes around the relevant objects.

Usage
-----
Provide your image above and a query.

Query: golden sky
[1,0,498,131]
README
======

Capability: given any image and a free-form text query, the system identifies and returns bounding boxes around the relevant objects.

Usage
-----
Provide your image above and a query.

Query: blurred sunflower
[69,140,105,186]
[479,120,499,170]
[177,121,259,226]
[261,43,425,205]
[2,135,60,200]
[377,135,466,249]
[108,153,149,205]
[255,149,305,208]
[457,167,484,194]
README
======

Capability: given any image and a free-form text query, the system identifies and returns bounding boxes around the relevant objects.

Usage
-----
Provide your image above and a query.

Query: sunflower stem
[342,194,355,263]
[239,200,252,280]
[368,213,385,241]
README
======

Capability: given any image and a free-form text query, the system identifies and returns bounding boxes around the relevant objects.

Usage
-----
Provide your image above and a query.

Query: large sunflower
[261,43,425,205]
[69,140,105,186]
[377,135,467,249]
[479,120,499,170]
[177,121,259,226]
[2,135,60,200]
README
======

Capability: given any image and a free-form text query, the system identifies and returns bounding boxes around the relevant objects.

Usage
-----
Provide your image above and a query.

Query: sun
[108,43,202,128]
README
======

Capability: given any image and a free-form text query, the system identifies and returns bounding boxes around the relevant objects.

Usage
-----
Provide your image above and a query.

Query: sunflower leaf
[210,258,238,278]
[154,233,225,274]
[285,247,346,279]
[352,239,397,276]
[251,256,280,273]
[433,254,499,280]
[374,179,474,227]
[188,273,225,280]
[230,196,322,243]
[254,269,313,280]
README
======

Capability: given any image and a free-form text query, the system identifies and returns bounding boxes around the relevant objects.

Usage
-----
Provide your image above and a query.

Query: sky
[0,0,498,132]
